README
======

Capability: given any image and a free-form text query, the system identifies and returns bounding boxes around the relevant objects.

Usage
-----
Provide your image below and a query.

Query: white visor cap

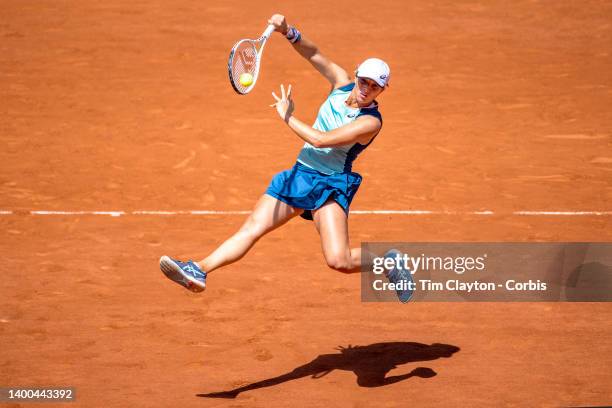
[356,58,390,87]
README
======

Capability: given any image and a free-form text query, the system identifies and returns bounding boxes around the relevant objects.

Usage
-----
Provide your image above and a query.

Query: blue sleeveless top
[296,83,382,175]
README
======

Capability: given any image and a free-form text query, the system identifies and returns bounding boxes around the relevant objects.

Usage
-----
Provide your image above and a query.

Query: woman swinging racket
[160,14,412,302]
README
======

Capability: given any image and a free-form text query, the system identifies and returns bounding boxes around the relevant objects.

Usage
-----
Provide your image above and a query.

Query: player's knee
[325,255,352,273]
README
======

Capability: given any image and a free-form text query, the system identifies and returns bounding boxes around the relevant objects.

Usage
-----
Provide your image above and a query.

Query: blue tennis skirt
[265,162,362,220]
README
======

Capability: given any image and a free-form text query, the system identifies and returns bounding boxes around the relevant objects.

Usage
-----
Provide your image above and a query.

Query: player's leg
[311,199,413,302]
[160,194,301,292]
[312,199,361,273]
[197,194,303,273]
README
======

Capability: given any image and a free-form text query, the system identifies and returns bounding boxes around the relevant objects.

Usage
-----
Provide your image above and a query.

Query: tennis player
[160,14,413,302]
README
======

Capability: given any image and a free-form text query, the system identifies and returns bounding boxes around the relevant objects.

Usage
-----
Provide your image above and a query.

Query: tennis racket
[228,24,275,95]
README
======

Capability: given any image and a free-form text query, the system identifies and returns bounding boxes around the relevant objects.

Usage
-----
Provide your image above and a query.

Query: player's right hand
[268,14,288,35]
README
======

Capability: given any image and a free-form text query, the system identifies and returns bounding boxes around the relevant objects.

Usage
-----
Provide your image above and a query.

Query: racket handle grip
[263,24,276,39]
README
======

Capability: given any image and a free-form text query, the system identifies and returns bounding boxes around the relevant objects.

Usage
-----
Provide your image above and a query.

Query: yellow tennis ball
[239,73,253,87]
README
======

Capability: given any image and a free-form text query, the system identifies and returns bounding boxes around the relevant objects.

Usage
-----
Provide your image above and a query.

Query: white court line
[30,210,126,217]
[514,211,612,216]
[0,210,610,216]
[132,210,252,215]
[351,210,435,215]
[351,210,498,215]
[353,210,612,215]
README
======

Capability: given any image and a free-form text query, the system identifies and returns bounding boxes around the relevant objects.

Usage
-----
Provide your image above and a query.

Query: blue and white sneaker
[384,249,414,303]
[159,255,207,293]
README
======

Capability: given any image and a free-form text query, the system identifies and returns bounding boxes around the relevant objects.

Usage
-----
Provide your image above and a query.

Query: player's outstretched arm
[268,14,351,90]
[270,84,380,147]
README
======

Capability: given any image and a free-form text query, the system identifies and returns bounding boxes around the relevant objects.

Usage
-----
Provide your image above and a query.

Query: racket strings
[229,40,259,94]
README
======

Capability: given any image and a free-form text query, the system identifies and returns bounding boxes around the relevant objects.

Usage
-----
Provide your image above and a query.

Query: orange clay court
[1,1,611,407]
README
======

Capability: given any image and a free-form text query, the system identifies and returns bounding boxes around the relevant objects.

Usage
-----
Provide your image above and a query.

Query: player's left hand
[271,84,294,122]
